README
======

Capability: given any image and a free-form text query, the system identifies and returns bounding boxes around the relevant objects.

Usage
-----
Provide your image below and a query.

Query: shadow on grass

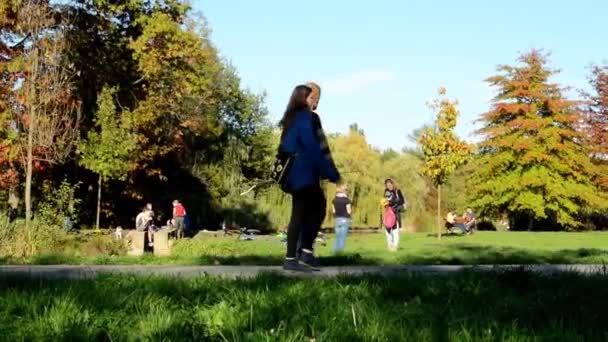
[189,245,608,266]
[1,271,608,340]
[193,253,383,267]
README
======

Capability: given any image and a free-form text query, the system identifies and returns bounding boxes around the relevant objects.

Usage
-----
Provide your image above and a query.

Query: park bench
[127,230,147,256]
[127,226,177,256]
[153,226,177,256]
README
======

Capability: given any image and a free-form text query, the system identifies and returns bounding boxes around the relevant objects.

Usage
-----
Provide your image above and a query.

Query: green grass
[3,231,608,266]
[1,271,608,341]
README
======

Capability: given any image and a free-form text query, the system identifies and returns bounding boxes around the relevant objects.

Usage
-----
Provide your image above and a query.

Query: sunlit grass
[1,271,607,340]
[3,231,608,266]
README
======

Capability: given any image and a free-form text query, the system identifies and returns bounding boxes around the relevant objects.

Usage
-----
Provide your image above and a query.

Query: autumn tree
[8,0,80,231]
[470,51,606,230]
[419,88,471,239]
[582,65,608,187]
[0,3,20,215]
[79,87,136,230]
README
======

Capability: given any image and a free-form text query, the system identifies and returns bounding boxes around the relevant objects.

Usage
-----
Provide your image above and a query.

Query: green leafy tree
[419,88,471,238]
[470,51,606,230]
[79,87,136,230]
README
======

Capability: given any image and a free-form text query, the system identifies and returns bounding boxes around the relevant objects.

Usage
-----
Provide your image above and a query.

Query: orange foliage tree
[470,51,606,229]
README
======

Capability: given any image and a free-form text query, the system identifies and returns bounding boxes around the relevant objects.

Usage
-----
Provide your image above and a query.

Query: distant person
[445,210,466,233]
[135,207,157,246]
[463,208,476,234]
[172,200,187,239]
[332,182,352,253]
[135,207,152,232]
[383,179,406,251]
[279,84,340,271]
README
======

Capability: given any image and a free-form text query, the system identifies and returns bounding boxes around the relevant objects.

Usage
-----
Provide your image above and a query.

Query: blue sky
[192,0,607,150]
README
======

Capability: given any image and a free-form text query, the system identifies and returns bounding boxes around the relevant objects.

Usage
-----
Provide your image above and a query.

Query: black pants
[287,186,325,258]
[296,189,326,255]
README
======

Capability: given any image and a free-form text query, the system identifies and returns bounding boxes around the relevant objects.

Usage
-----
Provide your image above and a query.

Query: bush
[0,214,65,258]
[37,180,81,230]
[0,181,80,258]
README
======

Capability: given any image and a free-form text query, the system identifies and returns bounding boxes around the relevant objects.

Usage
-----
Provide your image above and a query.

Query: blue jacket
[280,110,340,191]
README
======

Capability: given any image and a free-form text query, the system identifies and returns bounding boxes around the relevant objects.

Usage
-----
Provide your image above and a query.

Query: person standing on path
[332,182,352,253]
[295,81,337,259]
[279,84,341,272]
[383,179,406,251]
[172,200,186,239]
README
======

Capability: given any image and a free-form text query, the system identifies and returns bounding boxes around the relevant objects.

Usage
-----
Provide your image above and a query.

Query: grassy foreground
[1,271,607,341]
[6,231,608,266]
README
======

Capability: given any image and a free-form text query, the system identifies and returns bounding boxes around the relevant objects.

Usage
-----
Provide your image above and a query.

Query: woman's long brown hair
[279,85,312,141]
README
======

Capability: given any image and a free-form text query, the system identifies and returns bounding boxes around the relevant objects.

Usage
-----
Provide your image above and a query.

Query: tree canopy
[470,51,607,229]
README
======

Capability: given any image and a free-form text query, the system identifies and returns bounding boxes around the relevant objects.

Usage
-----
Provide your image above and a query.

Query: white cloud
[322,70,397,95]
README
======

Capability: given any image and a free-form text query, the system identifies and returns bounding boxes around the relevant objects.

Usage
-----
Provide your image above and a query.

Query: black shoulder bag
[271,150,295,193]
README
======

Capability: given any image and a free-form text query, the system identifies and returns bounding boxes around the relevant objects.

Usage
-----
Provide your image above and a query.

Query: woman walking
[279,84,340,271]
[383,178,406,251]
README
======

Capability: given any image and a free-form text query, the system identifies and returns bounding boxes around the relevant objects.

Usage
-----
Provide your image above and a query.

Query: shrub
[37,180,81,230]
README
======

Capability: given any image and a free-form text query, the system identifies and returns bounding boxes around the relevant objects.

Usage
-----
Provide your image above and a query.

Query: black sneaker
[299,252,321,271]
[283,259,312,272]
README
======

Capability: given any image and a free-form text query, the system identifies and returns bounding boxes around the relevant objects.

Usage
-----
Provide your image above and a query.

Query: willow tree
[470,51,606,230]
[419,88,471,239]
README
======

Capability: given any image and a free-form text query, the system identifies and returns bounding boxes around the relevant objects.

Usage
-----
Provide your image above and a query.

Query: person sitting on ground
[445,210,456,232]
[445,210,466,233]
[463,208,476,234]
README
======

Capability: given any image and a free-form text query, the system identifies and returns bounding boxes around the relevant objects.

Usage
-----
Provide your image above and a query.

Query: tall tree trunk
[437,184,442,239]
[23,1,41,250]
[96,174,102,231]
[25,46,39,242]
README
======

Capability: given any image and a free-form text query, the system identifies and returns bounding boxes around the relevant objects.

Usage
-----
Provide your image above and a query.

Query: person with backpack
[172,200,186,239]
[278,84,341,272]
[383,178,406,251]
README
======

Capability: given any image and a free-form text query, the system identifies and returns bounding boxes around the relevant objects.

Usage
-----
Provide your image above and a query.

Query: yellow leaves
[420,89,471,186]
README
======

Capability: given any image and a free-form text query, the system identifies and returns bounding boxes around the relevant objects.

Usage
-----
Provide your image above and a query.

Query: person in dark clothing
[295,81,336,259]
[279,84,341,272]
[383,178,406,251]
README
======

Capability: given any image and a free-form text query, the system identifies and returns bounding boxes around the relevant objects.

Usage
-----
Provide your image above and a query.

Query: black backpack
[271,150,295,193]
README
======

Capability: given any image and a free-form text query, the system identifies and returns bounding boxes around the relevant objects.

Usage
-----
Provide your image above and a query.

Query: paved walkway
[0,264,606,279]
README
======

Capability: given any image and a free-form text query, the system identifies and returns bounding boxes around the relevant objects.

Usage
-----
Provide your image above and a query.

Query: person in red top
[172,200,186,239]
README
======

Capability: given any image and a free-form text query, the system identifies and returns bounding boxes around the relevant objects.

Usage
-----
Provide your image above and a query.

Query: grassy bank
[1,271,607,341]
[2,231,608,266]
